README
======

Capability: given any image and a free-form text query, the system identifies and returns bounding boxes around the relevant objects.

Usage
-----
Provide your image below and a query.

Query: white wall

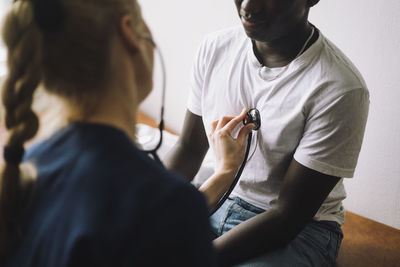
[139,0,400,229]
[138,0,238,131]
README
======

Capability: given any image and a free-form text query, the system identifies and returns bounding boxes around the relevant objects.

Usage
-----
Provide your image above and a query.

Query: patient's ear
[118,15,140,52]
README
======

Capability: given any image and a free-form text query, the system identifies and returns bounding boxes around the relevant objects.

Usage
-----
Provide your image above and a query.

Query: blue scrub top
[6,122,216,267]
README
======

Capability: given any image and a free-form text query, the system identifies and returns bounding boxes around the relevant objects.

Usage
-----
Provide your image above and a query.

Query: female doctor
[0,0,254,266]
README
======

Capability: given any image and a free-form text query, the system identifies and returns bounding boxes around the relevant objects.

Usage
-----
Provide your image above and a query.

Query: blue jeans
[210,197,343,267]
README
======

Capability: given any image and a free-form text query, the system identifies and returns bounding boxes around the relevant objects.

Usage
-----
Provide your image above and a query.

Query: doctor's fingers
[210,116,234,136]
[210,109,248,137]
[210,120,218,137]
[210,117,234,140]
[222,109,248,133]
[237,123,255,145]
[216,116,236,130]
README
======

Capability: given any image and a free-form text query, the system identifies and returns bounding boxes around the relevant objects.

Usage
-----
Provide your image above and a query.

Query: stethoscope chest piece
[243,108,261,131]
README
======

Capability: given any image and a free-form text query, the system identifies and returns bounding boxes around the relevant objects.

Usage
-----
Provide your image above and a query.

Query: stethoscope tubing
[140,36,166,166]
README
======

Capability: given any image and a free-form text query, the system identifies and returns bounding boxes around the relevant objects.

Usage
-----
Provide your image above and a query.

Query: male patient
[165,0,369,266]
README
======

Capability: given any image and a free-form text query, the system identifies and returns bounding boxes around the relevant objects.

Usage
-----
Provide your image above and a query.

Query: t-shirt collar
[247,29,323,72]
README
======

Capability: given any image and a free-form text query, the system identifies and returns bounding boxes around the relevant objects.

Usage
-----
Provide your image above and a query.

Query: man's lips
[241,16,268,28]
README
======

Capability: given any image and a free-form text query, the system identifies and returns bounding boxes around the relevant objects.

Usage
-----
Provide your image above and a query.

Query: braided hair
[1,1,41,258]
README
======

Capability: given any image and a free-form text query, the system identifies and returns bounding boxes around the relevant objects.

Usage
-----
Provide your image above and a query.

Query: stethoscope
[140,34,261,215]
[210,108,260,215]
[139,34,166,167]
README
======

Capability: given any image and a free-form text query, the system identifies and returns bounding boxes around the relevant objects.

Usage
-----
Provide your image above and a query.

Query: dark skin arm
[214,160,340,266]
[164,110,209,181]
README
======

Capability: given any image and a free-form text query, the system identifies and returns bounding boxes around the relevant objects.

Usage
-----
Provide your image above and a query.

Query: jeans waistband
[228,196,266,214]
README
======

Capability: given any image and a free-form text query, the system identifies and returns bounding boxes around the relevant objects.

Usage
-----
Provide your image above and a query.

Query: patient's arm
[164,110,209,181]
[213,160,340,266]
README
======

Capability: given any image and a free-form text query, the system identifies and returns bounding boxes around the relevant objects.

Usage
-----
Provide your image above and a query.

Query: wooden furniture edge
[337,211,400,266]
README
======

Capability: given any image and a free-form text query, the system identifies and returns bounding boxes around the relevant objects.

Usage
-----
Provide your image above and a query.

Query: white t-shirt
[188,26,370,225]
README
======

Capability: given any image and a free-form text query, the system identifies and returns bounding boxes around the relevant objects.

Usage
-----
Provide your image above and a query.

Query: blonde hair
[0,0,140,259]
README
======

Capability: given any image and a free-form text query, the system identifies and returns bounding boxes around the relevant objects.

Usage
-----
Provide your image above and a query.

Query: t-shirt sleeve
[294,88,370,178]
[187,39,209,116]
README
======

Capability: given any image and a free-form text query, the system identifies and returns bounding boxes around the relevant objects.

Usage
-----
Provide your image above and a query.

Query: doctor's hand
[210,109,254,175]
[199,109,254,210]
